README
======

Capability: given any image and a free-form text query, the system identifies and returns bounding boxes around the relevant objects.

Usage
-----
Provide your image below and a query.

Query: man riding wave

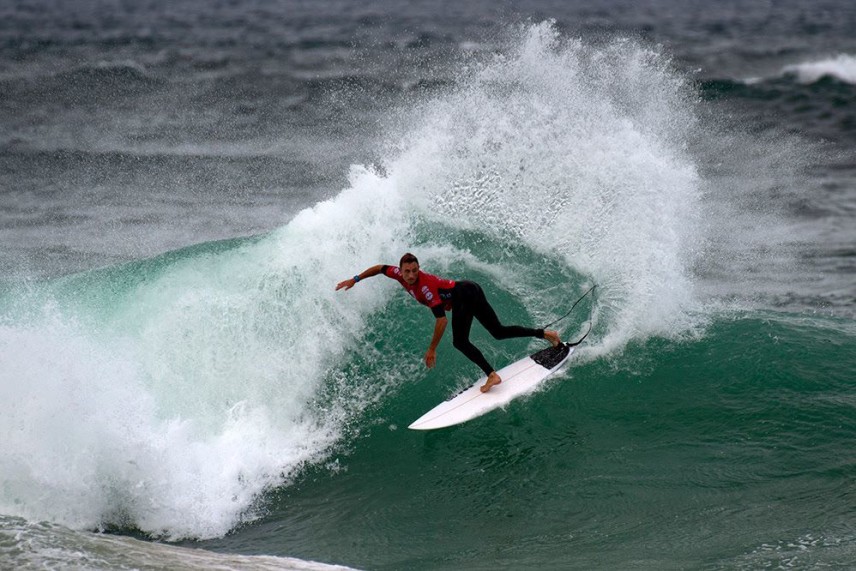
[336,253,561,392]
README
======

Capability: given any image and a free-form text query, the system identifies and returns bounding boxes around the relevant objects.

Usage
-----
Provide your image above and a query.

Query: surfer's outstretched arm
[335,264,384,290]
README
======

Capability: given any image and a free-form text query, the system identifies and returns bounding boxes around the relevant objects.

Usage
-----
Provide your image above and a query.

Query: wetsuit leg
[451,281,545,375]
[451,283,495,375]
[468,282,544,340]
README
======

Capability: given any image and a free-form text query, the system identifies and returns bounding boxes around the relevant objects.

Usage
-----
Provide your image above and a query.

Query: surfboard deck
[408,342,575,430]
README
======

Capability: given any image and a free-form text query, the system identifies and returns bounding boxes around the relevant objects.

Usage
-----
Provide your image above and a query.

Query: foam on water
[783,53,856,84]
[0,166,410,540]
[0,516,358,570]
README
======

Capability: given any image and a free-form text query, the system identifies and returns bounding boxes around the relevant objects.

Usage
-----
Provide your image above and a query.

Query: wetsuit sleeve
[430,304,446,319]
[380,265,393,278]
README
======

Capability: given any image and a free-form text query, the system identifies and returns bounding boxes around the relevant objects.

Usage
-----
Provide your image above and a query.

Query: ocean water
[1,1,855,569]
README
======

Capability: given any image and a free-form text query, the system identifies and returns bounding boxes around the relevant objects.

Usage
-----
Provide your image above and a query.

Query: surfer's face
[401,261,419,285]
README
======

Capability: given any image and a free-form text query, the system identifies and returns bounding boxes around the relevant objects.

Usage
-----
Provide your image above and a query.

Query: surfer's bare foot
[481,372,502,393]
[544,330,561,347]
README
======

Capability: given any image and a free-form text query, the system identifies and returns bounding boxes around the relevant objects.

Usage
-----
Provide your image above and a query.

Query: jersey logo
[421,286,433,301]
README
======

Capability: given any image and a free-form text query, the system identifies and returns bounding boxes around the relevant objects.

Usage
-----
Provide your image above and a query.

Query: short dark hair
[399,252,419,267]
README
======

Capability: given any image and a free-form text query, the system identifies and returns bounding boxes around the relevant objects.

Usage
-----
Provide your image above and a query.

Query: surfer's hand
[335,278,355,291]
[425,348,436,368]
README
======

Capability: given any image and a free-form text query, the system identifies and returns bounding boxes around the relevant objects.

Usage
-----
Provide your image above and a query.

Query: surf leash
[565,321,592,347]
[542,284,597,330]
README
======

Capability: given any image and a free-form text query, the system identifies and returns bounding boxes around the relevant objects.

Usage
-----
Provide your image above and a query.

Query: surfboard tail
[530,343,571,369]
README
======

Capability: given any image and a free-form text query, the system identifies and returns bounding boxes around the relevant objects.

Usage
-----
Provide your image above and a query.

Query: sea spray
[0,166,413,539]
[386,22,705,353]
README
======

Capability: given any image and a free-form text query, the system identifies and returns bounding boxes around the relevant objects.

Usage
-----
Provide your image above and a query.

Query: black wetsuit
[381,266,545,375]
[451,281,545,375]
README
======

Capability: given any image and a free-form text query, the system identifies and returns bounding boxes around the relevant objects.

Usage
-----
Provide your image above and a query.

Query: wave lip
[743,54,856,86]
[782,54,856,85]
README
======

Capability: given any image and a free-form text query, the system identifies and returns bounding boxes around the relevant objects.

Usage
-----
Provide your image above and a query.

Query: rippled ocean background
[1,1,855,569]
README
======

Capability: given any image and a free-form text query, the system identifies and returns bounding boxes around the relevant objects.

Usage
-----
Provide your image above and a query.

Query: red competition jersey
[382,266,456,315]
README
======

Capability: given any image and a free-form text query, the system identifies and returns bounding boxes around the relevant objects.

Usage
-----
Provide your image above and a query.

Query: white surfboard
[408,343,576,430]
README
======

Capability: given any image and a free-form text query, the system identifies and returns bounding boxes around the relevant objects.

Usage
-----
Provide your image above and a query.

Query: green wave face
[221,315,856,570]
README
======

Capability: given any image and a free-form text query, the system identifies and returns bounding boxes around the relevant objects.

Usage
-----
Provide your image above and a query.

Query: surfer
[336,253,561,392]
